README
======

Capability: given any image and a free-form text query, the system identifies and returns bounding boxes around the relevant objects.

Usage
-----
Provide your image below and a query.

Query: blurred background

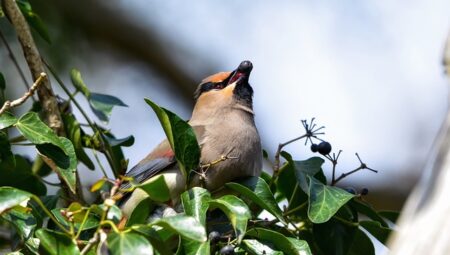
[1,0,449,212]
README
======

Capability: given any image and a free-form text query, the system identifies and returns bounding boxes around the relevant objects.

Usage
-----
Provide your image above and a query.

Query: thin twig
[332,153,378,185]
[0,72,46,115]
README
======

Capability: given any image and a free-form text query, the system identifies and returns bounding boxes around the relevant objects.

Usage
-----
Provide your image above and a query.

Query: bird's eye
[214,83,225,89]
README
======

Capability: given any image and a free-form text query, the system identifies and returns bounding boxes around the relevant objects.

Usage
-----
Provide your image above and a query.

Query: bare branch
[0,72,46,115]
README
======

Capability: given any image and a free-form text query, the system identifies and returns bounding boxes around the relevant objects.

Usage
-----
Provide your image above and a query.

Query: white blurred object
[388,31,450,254]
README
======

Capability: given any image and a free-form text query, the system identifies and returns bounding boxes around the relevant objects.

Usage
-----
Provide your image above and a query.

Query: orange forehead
[201,71,232,84]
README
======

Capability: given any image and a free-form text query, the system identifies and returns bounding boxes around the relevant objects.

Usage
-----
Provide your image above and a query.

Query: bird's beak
[227,60,253,86]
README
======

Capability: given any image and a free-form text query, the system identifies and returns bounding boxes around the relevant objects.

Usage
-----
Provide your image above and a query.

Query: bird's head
[193,60,254,113]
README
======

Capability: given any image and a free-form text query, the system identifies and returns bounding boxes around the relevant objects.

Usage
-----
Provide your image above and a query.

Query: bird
[120,60,262,217]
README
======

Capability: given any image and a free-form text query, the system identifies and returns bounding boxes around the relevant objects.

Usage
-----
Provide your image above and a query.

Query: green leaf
[1,207,36,240]
[313,218,357,255]
[0,72,5,90]
[51,206,99,232]
[0,187,32,214]
[378,210,400,223]
[307,176,354,223]
[15,112,65,149]
[17,0,51,43]
[144,98,200,176]
[349,199,388,227]
[180,239,210,255]
[246,228,312,255]
[0,155,46,196]
[242,239,283,255]
[293,157,325,193]
[38,137,78,194]
[70,69,91,97]
[137,175,171,203]
[359,220,393,244]
[0,131,15,167]
[347,228,375,255]
[181,187,211,226]
[62,113,94,170]
[126,198,154,226]
[226,177,285,224]
[103,134,135,147]
[209,195,250,243]
[89,93,127,122]
[131,225,172,255]
[0,112,17,129]
[151,215,207,242]
[107,232,153,255]
[36,229,80,255]
[276,151,308,208]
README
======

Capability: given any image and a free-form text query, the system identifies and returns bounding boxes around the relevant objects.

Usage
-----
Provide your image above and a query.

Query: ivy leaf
[0,187,32,214]
[137,175,171,203]
[347,228,375,255]
[145,98,200,177]
[0,112,17,129]
[209,195,250,243]
[181,239,210,255]
[103,134,135,147]
[52,205,100,232]
[36,229,80,255]
[181,187,211,226]
[307,176,354,223]
[1,207,36,240]
[378,210,400,223]
[89,93,127,122]
[246,228,312,255]
[293,157,325,193]
[242,239,283,255]
[62,113,95,170]
[226,177,285,224]
[107,232,153,255]
[17,0,51,43]
[70,69,91,97]
[151,215,207,242]
[0,131,15,168]
[359,220,393,244]
[349,199,388,227]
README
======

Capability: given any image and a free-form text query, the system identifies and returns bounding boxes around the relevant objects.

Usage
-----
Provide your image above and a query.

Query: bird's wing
[120,124,206,190]
[121,139,176,190]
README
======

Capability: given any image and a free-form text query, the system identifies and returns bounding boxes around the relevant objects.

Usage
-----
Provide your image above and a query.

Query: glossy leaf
[294,157,325,193]
[181,239,210,255]
[126,198,154,226]
[0,112,17,129]
[15,112,65,149]
[0,187,32,214]
[181,187,211,226]
[247,228,312,255]
[349,199,388,227]
[359,220,393,244]
[131,225,172,255]
[137,175,171,203]
[62,113,95,170]
[89,92,127,122]
[209,195,251,243]
[107,232,153,255]
[313,218,357,255]
[347,229,375,255]
[36,229,80,255]
[90,178,106,192]
[1,207,36,240]
[307,176,354,223]
[277,151,308,208]
[103,134,135,147]
[242,239,283,255]
[38,137,78,194]
[226,177,285,224]
[145,98,200,176]
[17,0,51,43]
[52,206,99,231]
[70,69,91,97]
[151,215,207,242]
[378,210,400,223]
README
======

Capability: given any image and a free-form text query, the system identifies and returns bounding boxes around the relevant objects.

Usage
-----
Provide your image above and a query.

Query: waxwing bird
[121,60,262,217]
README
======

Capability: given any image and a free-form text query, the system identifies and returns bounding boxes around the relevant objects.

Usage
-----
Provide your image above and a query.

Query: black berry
[311,144,319,153]
[318,141,332,155]
[208,231,221,244]
[220,245,235,255]
[345,187,356,194]
[361,188,369,196]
